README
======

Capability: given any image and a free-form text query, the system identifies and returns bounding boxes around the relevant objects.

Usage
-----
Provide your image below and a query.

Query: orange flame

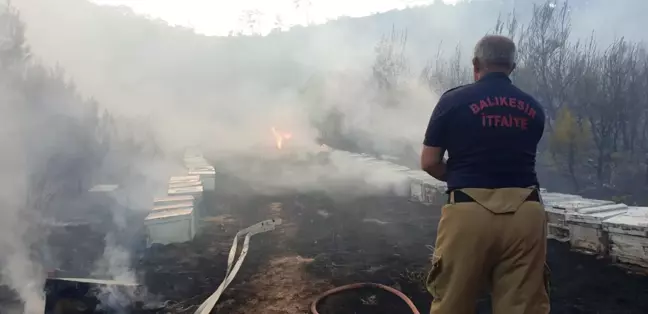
[271,127,293,149]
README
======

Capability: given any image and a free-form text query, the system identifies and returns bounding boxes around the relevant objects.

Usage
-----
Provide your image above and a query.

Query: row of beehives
[143,151,217,247]
[339,152,648,271]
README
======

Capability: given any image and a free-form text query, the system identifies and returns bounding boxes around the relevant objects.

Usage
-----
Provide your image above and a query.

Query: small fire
[271,127,293,149]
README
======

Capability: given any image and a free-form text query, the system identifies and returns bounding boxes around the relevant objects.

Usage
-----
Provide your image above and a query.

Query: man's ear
[472,57,480,72]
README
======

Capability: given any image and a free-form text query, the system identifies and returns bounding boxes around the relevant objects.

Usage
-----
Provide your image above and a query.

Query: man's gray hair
[473,35,517,68]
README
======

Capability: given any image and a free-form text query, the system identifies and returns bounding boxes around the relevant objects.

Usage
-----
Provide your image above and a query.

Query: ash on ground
[135,158,648,314]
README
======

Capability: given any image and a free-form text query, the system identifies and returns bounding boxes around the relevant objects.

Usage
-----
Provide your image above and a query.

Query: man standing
[420,35,550,314]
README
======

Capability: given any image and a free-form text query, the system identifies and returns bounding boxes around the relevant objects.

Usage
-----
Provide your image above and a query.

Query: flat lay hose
[310,282,421,314]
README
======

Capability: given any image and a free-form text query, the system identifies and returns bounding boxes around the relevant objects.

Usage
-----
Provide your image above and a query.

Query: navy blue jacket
[423,72,545,191]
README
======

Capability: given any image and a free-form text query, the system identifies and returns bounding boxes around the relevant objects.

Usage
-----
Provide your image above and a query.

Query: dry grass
[226,255,331,314]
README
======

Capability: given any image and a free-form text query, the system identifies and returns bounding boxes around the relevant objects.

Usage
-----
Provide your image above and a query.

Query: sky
[91,0,462,35]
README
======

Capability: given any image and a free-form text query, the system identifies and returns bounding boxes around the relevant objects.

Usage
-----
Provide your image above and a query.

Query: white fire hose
[193,218,282,314]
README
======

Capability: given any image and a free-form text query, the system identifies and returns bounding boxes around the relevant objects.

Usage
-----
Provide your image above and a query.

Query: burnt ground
[135,168,648,314]
[0,156,644,314]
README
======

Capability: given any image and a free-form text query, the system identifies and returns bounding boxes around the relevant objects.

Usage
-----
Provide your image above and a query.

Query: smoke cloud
[0,0,643,312]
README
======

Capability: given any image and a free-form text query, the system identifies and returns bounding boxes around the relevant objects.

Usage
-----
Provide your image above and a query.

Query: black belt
[449,188,540,204]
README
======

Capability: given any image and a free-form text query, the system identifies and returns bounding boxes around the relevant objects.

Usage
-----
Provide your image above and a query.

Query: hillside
[11,0,648,199]
[14,0,647,117]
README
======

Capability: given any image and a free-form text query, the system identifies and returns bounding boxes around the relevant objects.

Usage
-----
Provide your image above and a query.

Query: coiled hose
[310,282,421,314]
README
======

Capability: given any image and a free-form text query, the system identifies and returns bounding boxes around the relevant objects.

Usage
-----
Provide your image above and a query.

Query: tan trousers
[426,188,550,314]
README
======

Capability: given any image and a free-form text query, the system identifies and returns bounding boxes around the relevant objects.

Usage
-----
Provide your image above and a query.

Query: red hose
[310,282,421,314]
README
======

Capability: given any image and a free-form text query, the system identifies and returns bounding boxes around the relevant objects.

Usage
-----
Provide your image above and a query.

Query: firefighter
[420,35,550,314]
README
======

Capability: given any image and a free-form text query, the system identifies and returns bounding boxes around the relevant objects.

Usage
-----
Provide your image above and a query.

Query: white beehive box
[602,206,648,268]
[405,171,446,206]
[185,162,210,170]
[544,197,614,242]
[153,202,195,212]
[184,158,211,169]
[168,185,203,199]
[408,177,423,203]
[405,171,428,202]
[540,192,584,206]
[406,172,428,203]
[169,175,201,184]
[168,180,203,189]
[421,178,446,205]
[187,164,214,171]
[188,168,216,191]
[564,203,628,255]
[145,207,197,246]
[541,192,584,241]
[168,185,204,218]
[154,195,195,207]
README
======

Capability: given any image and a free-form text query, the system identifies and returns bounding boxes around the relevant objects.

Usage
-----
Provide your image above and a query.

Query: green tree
[550,106,591,191]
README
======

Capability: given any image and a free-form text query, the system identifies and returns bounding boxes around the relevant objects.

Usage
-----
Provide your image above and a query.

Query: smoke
[1,223,45,314]
[0,0,642,311]
[0,84,45,313]
[0,3,180,312]
[304,70,437,155]
[92,236,139,314]
[87,156,182,311]
[9,0,440,156]
[0,4,438,305]
[0,2,459,311]
[216,148,413,197]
